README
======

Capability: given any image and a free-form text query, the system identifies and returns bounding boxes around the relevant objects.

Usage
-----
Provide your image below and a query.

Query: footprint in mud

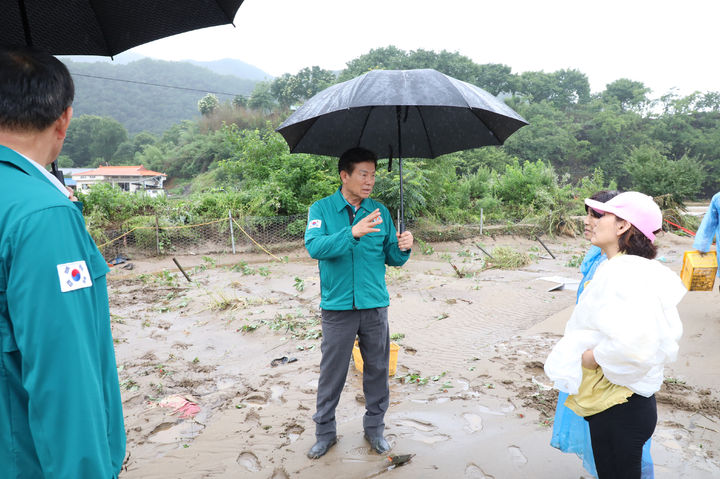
[348,446,374,456]
[243,391,269,405]
[149,422,176,436]
[301,379,318,395]
[270,468,289,479]
[245,410,261,428]
[507,446,527,466]
[465,463,495,479]
[462,413,483,433]
[394,418,437,432]
[237,451,261,472]
[349,434,398,456]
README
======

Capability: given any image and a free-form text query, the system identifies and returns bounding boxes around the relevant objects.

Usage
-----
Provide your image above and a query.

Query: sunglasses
[586,207,605,219]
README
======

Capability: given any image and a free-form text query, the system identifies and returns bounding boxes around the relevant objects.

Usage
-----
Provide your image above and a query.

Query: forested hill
[185,59,271,81]
[62,58,259,134]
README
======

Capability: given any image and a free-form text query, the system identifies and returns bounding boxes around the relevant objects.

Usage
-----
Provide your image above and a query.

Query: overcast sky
[129,0,719,97]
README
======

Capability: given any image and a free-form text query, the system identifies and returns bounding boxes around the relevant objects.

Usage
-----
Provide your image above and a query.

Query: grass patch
[485,246,532,269]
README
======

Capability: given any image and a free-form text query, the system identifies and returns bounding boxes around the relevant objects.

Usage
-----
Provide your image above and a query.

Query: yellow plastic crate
[681,250,717,291]
[352,340,400,376]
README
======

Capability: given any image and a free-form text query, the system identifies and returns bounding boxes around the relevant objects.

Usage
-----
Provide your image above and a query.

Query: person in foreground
[551,190,656,477]
[693,191,720,290]
[304,147,413,459]
[545,191,685,479]
[0,46,125,478]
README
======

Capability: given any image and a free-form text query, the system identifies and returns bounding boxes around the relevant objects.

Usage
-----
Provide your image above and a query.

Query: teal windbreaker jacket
[305,188,410,310]
[0,146,126,478]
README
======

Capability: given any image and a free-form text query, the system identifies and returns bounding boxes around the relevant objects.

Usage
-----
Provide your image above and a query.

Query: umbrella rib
[213,0,240,25]
[415,107,436,158]
[468,108,502,145]
[355,106,374,148]
[18,0,32,45]
[86,0,115,56]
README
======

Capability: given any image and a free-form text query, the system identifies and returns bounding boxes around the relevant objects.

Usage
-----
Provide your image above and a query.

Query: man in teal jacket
[0,46,126,478]
[305,147,413,459]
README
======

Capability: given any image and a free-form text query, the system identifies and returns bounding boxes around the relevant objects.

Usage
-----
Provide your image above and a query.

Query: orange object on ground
[353,340,399,376]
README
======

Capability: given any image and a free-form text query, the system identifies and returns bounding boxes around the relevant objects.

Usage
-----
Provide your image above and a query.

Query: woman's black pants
[585,393,657,479]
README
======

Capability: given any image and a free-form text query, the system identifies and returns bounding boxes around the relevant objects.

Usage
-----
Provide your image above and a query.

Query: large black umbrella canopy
[2,0,245,56]
[277,68,528,230]
[2,0,245,183]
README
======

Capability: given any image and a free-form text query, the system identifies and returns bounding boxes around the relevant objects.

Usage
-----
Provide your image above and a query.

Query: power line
[69,72,245,97]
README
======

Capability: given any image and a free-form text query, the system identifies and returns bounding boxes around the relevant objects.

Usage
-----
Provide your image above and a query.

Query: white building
[72,165,167,197]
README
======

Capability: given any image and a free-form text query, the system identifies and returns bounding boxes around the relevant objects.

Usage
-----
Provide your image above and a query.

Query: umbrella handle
[51,160,66,186]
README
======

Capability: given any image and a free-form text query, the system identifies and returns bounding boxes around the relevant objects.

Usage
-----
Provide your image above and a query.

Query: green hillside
[62,58,258,135]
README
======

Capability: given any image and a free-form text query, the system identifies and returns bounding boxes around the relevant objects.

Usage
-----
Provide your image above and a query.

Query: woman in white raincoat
[545,191,685,479]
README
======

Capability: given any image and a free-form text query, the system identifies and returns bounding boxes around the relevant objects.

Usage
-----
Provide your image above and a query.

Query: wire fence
[92,210,579,261]
[94,212,308,260]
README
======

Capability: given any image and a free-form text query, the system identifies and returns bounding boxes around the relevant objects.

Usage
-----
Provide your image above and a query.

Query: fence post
[229,210,236,254]
[155,215,160,256]
[480,208,484,236]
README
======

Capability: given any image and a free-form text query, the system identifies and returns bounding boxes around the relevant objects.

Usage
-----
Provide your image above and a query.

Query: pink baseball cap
[584,191,662,242]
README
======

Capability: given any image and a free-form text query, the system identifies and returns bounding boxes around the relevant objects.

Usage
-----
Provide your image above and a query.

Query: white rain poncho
[545,254,686,397]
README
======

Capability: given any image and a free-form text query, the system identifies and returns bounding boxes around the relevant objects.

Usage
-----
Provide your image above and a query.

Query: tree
[57,155,74,168]
[338,46,409,81]
[198,94,219,116]
[232,95,248,109]
[61,115,128,166]
[503,101,590,178]
[624,146,704,202]
[602,79,651,112]
[513,69,590,109]
[217,125,337,215]
[113,131,157,164]
[271,67,336,108]
[248,82,276,112]
[475,63,515,96]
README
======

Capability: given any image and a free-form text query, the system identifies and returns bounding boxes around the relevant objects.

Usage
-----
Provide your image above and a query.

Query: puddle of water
[149,421,203,444]
[476,405,505,416]
[395,419,436,432]
[271,385,285,402]
[237,451,261,472]
[463,413,483,433]
[508,446,528,466]
[342,458,372,463]
[408,433,450,445]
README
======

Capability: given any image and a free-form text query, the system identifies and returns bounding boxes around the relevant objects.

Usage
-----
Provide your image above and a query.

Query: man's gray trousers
[313,307,389,440]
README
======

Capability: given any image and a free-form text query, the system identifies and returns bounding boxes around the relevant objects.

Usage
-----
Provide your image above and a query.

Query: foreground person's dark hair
[618,224,659,259]
[0,46,74,131]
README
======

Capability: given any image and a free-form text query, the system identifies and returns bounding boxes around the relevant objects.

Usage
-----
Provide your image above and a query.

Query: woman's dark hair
[618,225,659,259]
[338,147,377,175]
[586,190,621,218]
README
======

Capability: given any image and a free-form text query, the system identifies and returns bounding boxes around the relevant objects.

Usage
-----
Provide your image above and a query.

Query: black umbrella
[276,68,528,231]
[2,0,246,182]
[3,0,245,57]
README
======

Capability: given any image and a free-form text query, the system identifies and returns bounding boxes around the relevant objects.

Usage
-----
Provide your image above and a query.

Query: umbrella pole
[396,106,405,233]
[398,158,404,233]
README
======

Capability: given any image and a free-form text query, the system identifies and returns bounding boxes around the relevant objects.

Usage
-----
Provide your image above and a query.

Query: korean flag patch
[308,219,322,229]
[57,260,93,292]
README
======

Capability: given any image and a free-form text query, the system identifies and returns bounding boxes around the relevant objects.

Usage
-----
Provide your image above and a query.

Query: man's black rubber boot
[364,434,391,454]
[307,437,337,459]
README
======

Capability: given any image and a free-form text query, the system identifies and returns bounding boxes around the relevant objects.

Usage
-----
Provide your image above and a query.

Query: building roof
[71,165,166,178]
[61,168,93,176]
